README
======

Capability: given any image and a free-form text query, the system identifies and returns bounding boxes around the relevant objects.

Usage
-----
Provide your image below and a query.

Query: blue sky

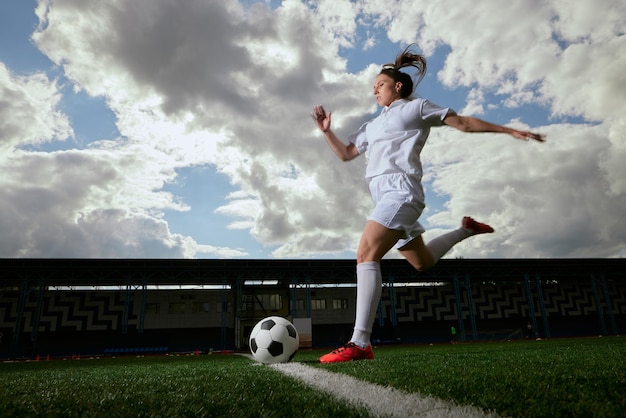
[1,0,624,259]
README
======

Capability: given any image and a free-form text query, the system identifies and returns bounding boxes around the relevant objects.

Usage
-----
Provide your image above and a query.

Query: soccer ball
[249,316,299,364]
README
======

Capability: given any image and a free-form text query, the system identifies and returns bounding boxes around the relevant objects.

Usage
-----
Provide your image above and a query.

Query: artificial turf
[1,337,624,417]
[311,337,626,417]
[0,354,367,417]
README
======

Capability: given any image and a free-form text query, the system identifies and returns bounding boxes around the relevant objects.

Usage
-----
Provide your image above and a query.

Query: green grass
[308,337,626,417]
[0,354,367,417]
[1,337,624,417]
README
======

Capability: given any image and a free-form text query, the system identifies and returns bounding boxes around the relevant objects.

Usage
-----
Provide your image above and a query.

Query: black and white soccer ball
[249,316,299,364]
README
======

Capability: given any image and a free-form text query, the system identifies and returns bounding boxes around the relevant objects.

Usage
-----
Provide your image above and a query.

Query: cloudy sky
[1,0,624,260]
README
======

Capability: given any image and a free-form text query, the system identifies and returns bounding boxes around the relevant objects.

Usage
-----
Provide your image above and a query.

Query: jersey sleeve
[420,99,455,126]
[347,121,370,155]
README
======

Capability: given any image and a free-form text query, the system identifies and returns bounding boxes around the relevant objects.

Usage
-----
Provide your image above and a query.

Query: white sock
[426,227,472,263]
[350,261,382,348]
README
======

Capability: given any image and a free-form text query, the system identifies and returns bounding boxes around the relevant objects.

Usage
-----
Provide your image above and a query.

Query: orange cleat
[319,342,374,363]
[462,216,494,235]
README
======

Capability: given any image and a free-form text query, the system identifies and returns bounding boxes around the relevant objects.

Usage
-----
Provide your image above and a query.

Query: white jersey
[348,98,453,180]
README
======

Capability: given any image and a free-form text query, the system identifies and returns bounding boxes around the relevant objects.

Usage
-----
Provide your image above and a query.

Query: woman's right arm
[311,104,360,161]
[321,129,360,161]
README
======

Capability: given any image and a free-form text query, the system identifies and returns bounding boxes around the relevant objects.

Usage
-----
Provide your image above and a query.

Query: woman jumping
[311,44,544,363]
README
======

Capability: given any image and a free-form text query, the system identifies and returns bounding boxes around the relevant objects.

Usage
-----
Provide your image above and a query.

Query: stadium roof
[1,258,624,287]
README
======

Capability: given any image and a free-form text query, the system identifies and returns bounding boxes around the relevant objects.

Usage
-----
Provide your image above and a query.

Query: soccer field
[1,337,624,417]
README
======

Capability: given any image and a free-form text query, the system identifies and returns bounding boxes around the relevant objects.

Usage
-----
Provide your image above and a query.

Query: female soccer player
[311,45,544,363]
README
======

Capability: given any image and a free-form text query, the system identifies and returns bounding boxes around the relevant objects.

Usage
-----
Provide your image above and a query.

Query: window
[243,294,283,311]
[267,294,282,310]
[332,299,348,310]
[192,302,209,314]
[290,299,305,311]
[311,299,326,310]
[168,302,185,314]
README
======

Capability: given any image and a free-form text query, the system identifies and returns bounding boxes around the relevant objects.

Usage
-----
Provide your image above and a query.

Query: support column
[221,279,229,350]
[388,277,397,327]
[524,274,540,337]
[304,280,312,319]
[465,275,477,341]
[534,275,551,338]
[30,279,46,357]
[121,280,132,335]
[600,273,618,335]
[453,274,466,342]
[290,278,298,319]
[11,278,29,359]
[233,278,243,350]
[591,274,608,335]
[138,280,147,335]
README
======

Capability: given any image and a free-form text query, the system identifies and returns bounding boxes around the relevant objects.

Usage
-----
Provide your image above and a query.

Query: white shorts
[367,173,426,249]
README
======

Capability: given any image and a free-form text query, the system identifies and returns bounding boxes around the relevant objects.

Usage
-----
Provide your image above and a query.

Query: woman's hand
[310,104,359,161]
[511,130,546,142]
[311,104,331,132]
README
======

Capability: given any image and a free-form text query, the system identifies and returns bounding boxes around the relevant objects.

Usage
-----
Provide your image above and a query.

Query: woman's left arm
[443,114,545,143]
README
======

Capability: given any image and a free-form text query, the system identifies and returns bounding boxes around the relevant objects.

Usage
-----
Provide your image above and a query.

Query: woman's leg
[399,216,494,271]
[350,221,405,347]
[320,217,493,362]
[357,220,405,263]
[397,235,436,271]
[320,221,403,363]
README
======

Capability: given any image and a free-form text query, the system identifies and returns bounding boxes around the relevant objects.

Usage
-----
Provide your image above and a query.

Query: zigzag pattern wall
[0,291,132,332]
[0,279,623,332]
[379,280,622,323]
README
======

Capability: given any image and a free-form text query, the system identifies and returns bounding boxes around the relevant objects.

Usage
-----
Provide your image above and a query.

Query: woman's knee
[357,223,403,263]
[398,237,435,271]
[356,252,380,264]
[411,258,435,271]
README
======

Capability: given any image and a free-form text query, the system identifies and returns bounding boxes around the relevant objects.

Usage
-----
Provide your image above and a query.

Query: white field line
[271,362,499,418]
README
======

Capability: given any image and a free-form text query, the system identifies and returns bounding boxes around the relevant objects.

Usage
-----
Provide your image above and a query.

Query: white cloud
[355,0,626,258]
[0,63,73,152]
[312,0,359,48]
[1,0,624,259]
[423,121,626,258]
[195,244,248,258]
[460,88,485,115]
[0,145,196,257]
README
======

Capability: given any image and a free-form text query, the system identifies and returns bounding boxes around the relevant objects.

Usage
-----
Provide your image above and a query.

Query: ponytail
[379,44,427,99]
